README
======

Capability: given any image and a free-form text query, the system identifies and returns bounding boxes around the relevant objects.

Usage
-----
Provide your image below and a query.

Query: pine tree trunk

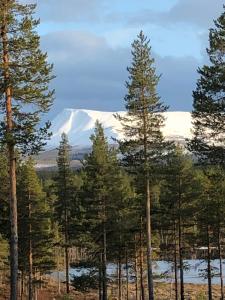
[57,248,61,295]
[218,223,224,300]
[140,219,145,300]
[28,200,33,300]
[65,200,69,293]
[99,253,102,300]
[65,244,69,293]
[21,270,24,300]
[207,225,212,300]
[102,223,107,300]
[174,222,178,300]
[146,176,154,300]
[118,254,122,300]
[135,237,139,300]
[126,249,129,300]
[143,104,154,300]
[178,177,184,300]
[1,5,18,300]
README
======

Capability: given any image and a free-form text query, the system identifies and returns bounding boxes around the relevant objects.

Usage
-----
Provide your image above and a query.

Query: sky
[27,0,224,117]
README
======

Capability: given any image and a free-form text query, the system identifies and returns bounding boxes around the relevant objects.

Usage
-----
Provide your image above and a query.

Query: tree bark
[20,270,24,300]
[118,255,122,300]
[140,219,145,300]
[126,249,129,300]
[146,176,154,300]
[28,200,33,300]
[135,236,139,300]
[1,3,18,300]
[102,224,107,300]
[218,223,224,300]
[65,190,69,294]
[178,177,184,300]
[173,222,178,300]
[57,248,61,295]
[99,253,102,300]
[143,102,154,300]
[65,242,69,293]
[207,225,212,300]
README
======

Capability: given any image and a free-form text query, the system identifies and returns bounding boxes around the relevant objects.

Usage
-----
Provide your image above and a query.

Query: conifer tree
[17,159,55,300]
[188,7,225,164]
[55,133,73,294]
[81,122,135,300]
[82,122,113,300]
[116,31,170,300]
[0,1,54,298]
[194,167,225,300]
[159,147,202,300]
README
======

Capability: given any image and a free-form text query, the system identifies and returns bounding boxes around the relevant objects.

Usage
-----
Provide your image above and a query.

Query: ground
[0,280,224,299]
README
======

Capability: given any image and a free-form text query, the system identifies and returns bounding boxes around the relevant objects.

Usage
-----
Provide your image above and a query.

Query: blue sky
[29,0,224,117]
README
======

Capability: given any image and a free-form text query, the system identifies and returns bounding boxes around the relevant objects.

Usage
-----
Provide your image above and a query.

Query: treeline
[0,1,225,300]
[1,125,225,299]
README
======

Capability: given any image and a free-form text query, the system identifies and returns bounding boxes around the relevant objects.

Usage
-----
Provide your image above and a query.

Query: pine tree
[81,121,135,300]
[81,122,113,300]
[116,31,170,300]
[188,7,225,165]
[55,133,73,294]
[0,1,54,298]
[17,158,55,300]
[159,147,203,300]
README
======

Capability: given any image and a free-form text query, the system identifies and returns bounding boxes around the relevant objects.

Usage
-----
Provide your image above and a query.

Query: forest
[0,1,225,300]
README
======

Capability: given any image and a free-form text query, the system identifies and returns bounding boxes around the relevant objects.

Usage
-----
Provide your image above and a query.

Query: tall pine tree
[56,133,73,294]
[116,31,170,300]
[0,1,54,298]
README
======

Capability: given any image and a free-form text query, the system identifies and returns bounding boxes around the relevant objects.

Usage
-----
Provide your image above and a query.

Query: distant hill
[35,109,193,170]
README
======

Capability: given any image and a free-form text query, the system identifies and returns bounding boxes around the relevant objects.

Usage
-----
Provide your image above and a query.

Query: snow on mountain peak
[47,109,192,148]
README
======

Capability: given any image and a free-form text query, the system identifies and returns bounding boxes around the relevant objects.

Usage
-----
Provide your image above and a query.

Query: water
[52,259,225,285]
[153,259,224,285]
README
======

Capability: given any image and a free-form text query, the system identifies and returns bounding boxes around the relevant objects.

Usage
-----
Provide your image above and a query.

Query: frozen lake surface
[52,259,225,285]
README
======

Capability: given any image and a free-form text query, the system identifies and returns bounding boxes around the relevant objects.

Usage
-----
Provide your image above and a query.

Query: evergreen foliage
[188,7,225,165]
[80,121,135,299]
[0,0,55,154]
[116,30,172,300]
[17,158,55,274]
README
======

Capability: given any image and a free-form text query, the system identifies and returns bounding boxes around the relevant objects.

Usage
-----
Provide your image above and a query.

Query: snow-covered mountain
[47,109,193,148]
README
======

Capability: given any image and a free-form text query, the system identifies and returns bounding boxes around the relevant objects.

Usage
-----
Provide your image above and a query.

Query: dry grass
[0,280,225,299]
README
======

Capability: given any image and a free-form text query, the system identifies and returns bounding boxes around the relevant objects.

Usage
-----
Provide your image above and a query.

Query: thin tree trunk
[102,223,107,300]
[207,225,212,300]
[135,237,139,300]
[21,270,24,300]
[118,255,122,300]
[57,248,61,295]
[65,243,69,293]
[218,223,224,300]
[1,4,18,300]
[173,222,178,300]
[28,200,33,300]
[143,103,154,300]
[65,200,69,293]
[146,176,154,300]
[178,176,184,300]
[126,249,129,300]
[99,253,102,300]
[34,269,37,300]
[140,219,145,300]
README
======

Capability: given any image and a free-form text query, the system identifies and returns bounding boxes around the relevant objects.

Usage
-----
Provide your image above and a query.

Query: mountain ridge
[47,109,193,149]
